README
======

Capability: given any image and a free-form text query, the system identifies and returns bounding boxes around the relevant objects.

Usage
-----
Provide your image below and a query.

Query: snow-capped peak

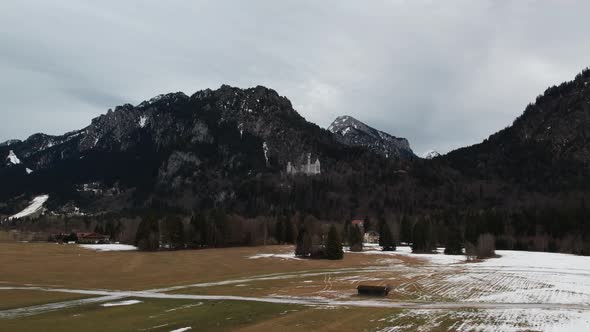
[422,150,441,159]
[327,115,414,158]
[6,150,21,165]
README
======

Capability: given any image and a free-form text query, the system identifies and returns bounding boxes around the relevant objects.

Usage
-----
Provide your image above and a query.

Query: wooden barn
[357,284,391,296]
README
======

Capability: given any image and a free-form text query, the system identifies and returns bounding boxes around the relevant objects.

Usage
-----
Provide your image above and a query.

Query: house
[357,285,391,296]
[364,230,380,244]
[76,232,110,244]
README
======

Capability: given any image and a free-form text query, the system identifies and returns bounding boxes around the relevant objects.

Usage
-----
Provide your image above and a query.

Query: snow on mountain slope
[9,195,49,220]
[422,150,441,159]
[328,115,414,159]
[6,150,21,164]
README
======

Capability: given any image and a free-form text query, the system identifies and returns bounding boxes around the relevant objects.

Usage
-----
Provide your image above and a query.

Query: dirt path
[1,284,589,320]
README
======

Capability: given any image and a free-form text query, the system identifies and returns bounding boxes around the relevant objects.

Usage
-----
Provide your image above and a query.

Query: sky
[1,0,589,155]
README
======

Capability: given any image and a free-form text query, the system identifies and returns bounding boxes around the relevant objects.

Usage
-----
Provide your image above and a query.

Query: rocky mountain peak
[328,115,374,136]
[0,139,22,147]
[422,150,441,159]
[328,115,414,159]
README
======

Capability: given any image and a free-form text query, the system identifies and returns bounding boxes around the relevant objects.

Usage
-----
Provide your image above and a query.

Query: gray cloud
[1,0,589,154]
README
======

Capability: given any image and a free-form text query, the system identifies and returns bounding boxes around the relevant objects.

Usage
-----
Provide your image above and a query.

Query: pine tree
[275,219,284,244]
[295,226,311,257]
[343,219,351,245]
[444,226,463,255]
[284,217,295,244]
[400,215,413,244]
[210,209,228,247]
[378,217,386,247]
[162,216,185,250]
[349,225,363,252]
[364,216,372,232]
[325,225,344,260]
[380,222,396,251]
[135,215,159,251]
[190,212,209,248]
[412,219,434,253]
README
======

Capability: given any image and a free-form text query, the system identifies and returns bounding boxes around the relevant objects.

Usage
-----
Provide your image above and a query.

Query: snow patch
[348,244,465,264]
[6,150,21,164]
[101,300,142,307]
[422,150,441,159]
[149,94,164,104]
[263,142,269,165]
[80,244,138,252]
[9,195,49,220]
[139,115,148,128]
[170,328,192,332]
[238,123,244,138]
[249,253,302,261]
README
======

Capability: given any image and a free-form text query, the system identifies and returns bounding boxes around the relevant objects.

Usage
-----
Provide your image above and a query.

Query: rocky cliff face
[328,115,414,159]
[0,85,358,214]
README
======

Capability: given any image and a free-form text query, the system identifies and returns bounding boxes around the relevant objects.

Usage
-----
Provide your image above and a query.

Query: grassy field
[0,241,495,331]
[0,242,417,291]
[0,290,93,310]
[0,241,417,331]
[1,296,415,332]
[2,299,295,332]
[3,239,589,331]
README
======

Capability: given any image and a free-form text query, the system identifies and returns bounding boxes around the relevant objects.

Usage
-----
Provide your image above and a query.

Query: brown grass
[0,290,93,310]
[0,242,421,291]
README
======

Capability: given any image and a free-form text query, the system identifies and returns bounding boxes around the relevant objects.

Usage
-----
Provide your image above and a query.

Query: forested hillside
[3,69,590,255]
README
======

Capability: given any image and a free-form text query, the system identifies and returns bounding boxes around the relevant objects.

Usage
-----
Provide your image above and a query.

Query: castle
[286,153,321,175]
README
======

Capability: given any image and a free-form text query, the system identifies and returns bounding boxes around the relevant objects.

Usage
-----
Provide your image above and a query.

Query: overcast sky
[1,1,589,154]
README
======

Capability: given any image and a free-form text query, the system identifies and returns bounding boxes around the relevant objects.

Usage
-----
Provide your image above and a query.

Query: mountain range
[0,85,389,216]
[2,67,590,254]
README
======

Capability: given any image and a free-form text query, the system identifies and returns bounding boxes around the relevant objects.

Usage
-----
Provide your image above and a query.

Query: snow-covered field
[3,243,590,331]
[356,244,465,264]
[80,244,138,252]
[9,195,49,220]
[375,248,590,331]
[463,250,590,305]
[248,245,590,331]
[378,308,590,332]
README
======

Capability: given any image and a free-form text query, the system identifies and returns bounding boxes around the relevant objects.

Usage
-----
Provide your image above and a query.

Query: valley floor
[1,242,589,331]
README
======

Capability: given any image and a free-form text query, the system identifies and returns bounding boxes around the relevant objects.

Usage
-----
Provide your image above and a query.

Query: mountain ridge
[0,85,388,215]
[328,115,414,159]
